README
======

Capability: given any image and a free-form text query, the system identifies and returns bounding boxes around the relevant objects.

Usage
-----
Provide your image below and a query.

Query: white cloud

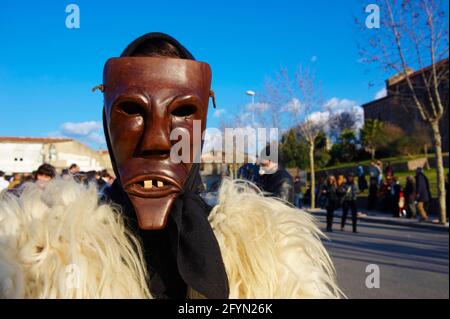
[324,97,358,109]
[283,98,302,113]
[246,102,270,112]
[61,121,102,136]
[49,121,106,148]
[374,87,387,100]
[213,109,226,118]
[307,110,331,124]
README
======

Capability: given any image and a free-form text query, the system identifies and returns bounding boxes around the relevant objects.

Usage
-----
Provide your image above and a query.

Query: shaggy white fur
[0,180,150,299]
[207,179,341,299]
[0,178,341,299]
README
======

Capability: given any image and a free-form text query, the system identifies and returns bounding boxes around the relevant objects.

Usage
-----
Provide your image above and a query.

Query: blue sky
[0,0,391,149]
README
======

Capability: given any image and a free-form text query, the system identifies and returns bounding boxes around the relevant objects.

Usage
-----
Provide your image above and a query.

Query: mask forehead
[102,56,212,230]
[103,57,212,117]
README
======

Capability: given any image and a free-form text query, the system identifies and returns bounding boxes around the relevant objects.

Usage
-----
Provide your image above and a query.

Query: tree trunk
[424,144,430,170]
[371,148,376,160]
[309,143,316,209]
[431,121,447,224]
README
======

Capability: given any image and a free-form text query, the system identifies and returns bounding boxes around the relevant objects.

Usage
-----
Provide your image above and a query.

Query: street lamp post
[246,90,256,124]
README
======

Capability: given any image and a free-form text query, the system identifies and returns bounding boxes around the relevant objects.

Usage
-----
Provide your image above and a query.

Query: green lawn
[316,153,448,172]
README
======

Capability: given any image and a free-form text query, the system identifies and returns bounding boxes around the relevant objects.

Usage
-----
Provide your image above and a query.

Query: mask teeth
[144,180,153,189]
[143,180,165,189]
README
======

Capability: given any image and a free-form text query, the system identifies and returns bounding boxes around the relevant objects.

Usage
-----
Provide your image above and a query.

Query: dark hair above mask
[120,32,195,60]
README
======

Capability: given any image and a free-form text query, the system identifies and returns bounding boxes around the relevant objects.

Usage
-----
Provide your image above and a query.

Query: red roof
[0,137,73,144]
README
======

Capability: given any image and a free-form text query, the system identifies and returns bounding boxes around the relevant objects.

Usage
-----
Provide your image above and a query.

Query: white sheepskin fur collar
[0,178,340,299]
[206,179,341,299]
[0,179,150,298]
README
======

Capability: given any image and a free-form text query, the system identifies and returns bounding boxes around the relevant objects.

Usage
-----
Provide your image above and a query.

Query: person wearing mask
[415,167,431,222]
[0,32,340,299]
[340,174,359,233]
[323,175,341,232]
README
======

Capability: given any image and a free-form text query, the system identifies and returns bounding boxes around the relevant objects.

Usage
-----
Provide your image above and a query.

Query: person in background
[340,174,359,233]
[404,176,417,219]
[356,163,367,192]
[323,175,341,232]
[368,161,380,184]
[237,163,251,180]
[69,163,80,175]
[384,161,394,179]
[293,176,302,208]
[392,177,402,217]
[35,164,56,189]
[316,176,327,208]
[8,173,23,189]
[60,168,72,180]
[415,167,431,222]
[337,175,346,189]
[376,160,383,185]
[101,170,115,186]
[367,177,378,211]
[379,176,393,212]
[0,171,10,191]
[237,161,260,185]
[259,157,294,204]
[21,174,34,184]
[303,184,311,207]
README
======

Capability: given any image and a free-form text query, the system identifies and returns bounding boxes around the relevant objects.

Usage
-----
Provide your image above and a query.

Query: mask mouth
[123,174,181,198]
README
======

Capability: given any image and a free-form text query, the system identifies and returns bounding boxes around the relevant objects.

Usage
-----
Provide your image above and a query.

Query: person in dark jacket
[323,175,341,232]
[404,176,417,219]
[391,177,402,217]
[367,178,378,210]
[340,174,359,233]
[293,176,302,208]
[356,163,368,192]
[259,160,294,204]
[415,167,431,222]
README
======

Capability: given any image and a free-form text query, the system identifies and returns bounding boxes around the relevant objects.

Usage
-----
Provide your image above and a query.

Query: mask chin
[128,193,179,230]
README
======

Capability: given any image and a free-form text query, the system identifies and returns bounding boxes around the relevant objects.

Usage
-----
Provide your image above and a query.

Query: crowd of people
[0,163,115,197]
[356,161,439,222]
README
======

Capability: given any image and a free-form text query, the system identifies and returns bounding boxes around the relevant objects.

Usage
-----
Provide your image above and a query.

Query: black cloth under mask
[104,164,229,299]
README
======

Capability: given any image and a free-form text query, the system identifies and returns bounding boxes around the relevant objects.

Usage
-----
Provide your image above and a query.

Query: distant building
[362,58,449,151]
[0,137,113,174]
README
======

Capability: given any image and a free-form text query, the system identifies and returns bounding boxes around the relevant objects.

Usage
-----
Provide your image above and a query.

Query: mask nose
[139,102,172,157]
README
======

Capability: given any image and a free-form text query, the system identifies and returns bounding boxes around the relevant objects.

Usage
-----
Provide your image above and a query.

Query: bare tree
[357,0,449,223]
[329,111,362,141]
[260,66,327,209]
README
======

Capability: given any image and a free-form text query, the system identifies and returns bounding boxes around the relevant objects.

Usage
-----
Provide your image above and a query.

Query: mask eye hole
[116,102,145,116]
[170,104,197,117]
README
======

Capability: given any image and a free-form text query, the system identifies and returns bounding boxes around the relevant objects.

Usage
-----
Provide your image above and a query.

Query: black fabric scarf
[103,113,229,299]
[106,165,229,299]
